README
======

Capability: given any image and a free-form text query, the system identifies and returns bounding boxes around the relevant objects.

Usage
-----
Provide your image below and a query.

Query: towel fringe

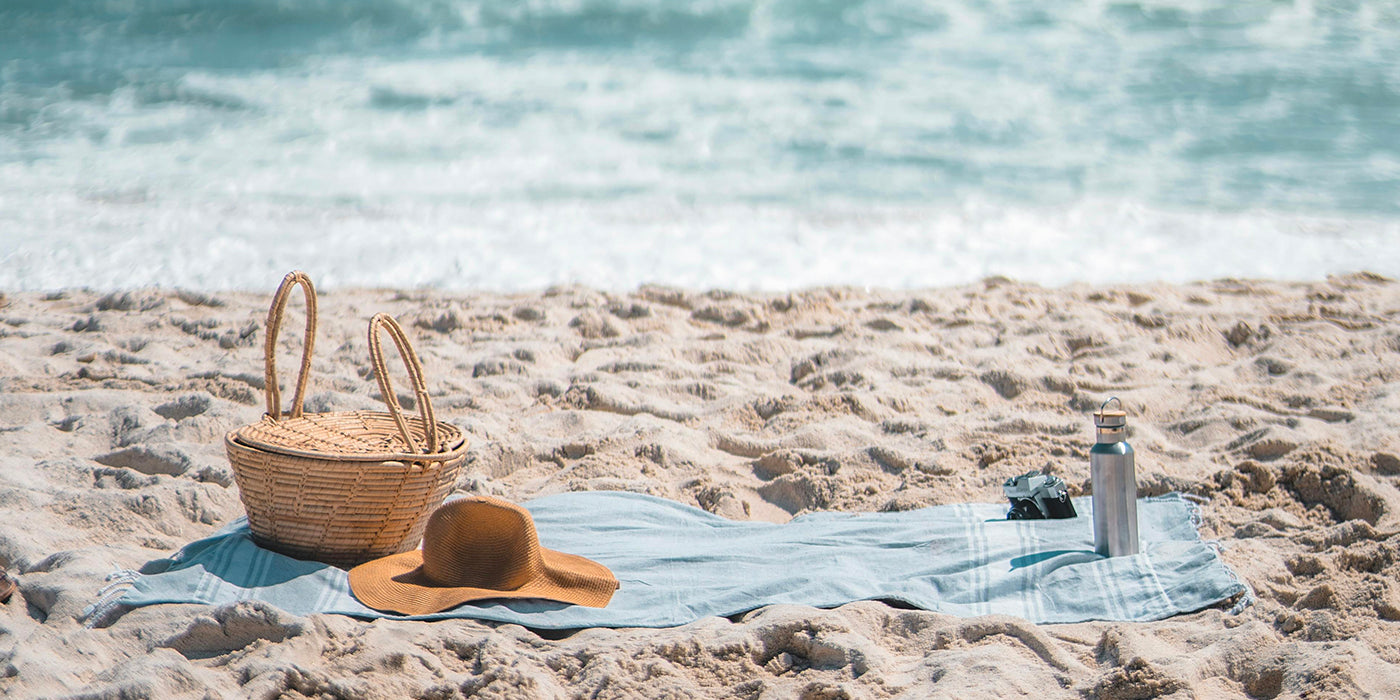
[82,568,140,629]
[1227,587,1258,615]
[1177,494,1256,616]
[1175,494,1207,531]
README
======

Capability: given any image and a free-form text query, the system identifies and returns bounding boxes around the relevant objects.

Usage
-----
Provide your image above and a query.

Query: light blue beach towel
[103,491,1248,629]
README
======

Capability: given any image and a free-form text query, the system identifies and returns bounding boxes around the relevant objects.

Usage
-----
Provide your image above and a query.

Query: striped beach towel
[102,491,1248,629]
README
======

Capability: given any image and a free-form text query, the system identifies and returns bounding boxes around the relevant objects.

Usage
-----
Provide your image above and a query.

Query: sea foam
[2,0,1397,290]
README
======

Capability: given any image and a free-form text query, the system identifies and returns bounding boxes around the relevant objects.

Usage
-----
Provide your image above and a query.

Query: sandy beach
[2,274,1399,698]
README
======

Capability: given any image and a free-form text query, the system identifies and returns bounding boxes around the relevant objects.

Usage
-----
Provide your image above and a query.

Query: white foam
[1,191,1394,291]
[2,0,1397,291]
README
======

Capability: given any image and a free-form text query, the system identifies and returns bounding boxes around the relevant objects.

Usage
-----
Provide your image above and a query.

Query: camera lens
[1006,499,1044,520]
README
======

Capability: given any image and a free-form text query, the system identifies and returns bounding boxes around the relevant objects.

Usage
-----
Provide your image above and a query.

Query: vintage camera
[1003,470,1077,520]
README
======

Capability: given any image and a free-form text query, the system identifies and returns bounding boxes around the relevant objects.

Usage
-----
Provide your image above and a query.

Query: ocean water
[1,0,1397,291]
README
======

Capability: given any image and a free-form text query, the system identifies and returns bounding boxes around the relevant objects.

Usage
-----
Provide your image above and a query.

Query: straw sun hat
[348,496,619,615]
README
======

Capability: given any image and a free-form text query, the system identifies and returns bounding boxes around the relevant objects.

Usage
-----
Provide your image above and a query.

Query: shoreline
[2,275,1399,697]
[3,269,1394,297]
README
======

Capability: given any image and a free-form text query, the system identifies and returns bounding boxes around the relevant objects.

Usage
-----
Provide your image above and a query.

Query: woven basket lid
[237,273,467,464]
[231,411,468,463]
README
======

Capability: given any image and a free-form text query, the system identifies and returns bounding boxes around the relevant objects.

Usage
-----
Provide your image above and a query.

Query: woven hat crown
[420,498,543,590]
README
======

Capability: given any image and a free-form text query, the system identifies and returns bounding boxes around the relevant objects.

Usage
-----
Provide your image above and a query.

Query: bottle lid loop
[1094,396,1127,431]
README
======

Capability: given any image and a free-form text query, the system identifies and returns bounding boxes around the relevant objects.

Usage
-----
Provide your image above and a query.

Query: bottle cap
[1094,397,1127,429]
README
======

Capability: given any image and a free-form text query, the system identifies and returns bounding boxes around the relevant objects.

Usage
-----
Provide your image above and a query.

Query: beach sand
[2,274,1399,698]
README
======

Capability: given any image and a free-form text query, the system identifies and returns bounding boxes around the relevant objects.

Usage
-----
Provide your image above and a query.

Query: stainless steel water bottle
[1091,398,1138,557]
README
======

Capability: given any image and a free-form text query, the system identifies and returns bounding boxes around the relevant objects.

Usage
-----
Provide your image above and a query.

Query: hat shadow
[437,597,578,615]
[387,565,587,615]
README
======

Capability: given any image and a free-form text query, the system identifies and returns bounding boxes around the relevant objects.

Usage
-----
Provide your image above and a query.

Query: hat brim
[348,545,618,616]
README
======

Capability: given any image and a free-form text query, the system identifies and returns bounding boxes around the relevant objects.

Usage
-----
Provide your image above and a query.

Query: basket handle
[264,271,317,421]
[367,313,438,454]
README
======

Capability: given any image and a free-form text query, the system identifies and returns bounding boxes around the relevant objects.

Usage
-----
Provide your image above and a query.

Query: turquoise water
[1,0,1397,290]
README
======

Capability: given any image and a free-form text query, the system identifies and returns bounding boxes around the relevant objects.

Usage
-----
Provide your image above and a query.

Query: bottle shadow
[1008,549,1100,569]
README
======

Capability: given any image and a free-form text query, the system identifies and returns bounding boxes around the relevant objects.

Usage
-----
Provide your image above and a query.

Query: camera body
[1003,471,1077,520]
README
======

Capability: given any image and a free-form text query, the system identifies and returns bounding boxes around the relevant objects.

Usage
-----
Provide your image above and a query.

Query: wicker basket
[225,271,469,568]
